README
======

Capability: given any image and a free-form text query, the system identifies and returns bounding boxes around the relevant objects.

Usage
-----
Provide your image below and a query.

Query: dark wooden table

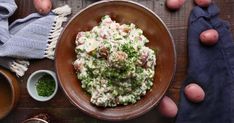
[2,0,234,123]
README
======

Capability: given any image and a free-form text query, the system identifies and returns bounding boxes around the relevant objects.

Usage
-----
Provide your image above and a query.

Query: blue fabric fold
[176,4,234,123]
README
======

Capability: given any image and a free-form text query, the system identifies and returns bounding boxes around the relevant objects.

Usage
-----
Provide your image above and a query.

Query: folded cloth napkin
[176,4,234,123]
[0,0,71,76]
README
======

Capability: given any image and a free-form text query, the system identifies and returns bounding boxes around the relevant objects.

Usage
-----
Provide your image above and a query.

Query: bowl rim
[0,69,20,120]
[55,0,177,121]
[27,70,58,102]
[22,118,48,123]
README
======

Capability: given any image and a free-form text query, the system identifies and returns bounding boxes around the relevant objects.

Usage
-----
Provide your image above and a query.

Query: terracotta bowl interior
[0,68,20,119]
[55,0,176,121]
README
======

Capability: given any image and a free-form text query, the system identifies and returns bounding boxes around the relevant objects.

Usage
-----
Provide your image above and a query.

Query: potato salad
[74,15,156,107]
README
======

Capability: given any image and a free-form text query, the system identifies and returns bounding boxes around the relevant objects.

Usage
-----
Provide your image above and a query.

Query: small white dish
[27,70,58,102]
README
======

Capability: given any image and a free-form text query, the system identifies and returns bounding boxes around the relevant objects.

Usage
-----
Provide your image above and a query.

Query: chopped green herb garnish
[36,74,55,97]
[74,15,156,107]
[121,43,139,58]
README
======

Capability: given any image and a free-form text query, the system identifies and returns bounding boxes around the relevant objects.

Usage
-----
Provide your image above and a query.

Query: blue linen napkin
[0,0,71,76]
[176,4,234,123]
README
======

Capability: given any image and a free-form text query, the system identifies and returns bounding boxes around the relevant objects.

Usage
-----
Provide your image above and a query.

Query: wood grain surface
[2,0,234,123]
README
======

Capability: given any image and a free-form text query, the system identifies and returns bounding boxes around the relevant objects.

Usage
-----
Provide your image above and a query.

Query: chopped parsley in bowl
[73,15,156,107]
[27,70,58,102]
[36,74,56,97]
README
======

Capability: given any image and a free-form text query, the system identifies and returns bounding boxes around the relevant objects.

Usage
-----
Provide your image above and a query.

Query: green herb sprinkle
[36,74,55,97]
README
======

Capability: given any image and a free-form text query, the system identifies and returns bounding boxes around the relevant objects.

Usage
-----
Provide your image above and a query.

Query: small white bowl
[27,70,58,102]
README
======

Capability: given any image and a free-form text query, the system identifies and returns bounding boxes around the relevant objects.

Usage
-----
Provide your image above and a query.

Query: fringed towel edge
[9,5,71,77]
[9,59,30,77]
[44,5,72,59]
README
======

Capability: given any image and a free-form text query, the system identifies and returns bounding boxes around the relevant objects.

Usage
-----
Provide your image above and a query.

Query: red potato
[73,59,84,71]
[158,96,178,118]
[99,46,108,58]
[200,29,219,46]
[194,0,212,7]
[166,0,186,10]
[184,83,205,103]
[33,0,52,15]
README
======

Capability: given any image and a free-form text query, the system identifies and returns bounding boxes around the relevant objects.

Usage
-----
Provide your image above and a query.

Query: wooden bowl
[55,0,176,121]
[0,68,20,119]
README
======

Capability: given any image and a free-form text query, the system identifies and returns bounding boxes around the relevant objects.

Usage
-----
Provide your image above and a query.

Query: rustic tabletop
[2,0,234,123]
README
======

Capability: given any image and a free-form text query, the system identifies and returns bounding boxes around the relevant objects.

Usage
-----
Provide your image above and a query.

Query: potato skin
[200,29,219,46]
[158,96,178,118]
[33,0,52,15]
[166,0,186,10]
[184,83,205,103]
[194,0,212,7]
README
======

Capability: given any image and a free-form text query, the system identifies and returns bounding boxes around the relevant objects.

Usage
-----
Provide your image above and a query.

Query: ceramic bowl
[22,118,48,123]
[55,0,176,121]
[0,68,20,119]
[27,70,58,102]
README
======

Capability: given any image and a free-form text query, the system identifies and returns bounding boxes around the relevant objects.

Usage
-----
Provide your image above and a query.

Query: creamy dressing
[74,15,156,107]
